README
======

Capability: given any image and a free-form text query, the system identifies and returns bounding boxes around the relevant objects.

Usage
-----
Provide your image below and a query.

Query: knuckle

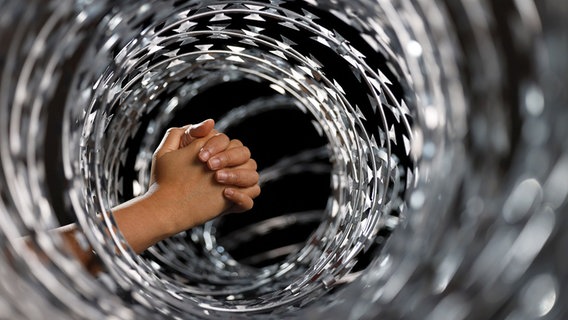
[251,185,261,198]
[241,146,251,158]
[208,134,222,145]
[234,172,244,185]
[235,170,254,186]
[222,152,232,164]
[231,139,243,147]
[249,159,258,170]
[214,132,229,142]
[229,172,239,183]
[237,196,253,210]
[228,176,240,185]
[231,147,250,163]
[247,172,257,183]
[247,197,255,209]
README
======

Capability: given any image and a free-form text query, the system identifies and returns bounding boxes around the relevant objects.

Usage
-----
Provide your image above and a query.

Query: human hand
[178,119,260,212]
[148,120,260,235]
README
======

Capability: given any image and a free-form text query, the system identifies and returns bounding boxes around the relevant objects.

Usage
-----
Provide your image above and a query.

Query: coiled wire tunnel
[0,0,567,319]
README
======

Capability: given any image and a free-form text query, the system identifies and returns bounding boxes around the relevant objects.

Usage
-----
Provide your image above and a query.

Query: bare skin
[56,119,260,271]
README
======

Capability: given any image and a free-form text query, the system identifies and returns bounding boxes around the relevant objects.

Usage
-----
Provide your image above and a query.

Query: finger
[198,133,230,162]
[179,119,215,148]
[203,138,243,163]
[226,158,258,171]
[189,119,215,137]
[227,139,244,148]
[224,186,261,212]
[177,131,219,162]
[207,145,251,170]
[154,127,186,158]
[227,184,261,201]
[215,169,260,187]
[244,158,258,171]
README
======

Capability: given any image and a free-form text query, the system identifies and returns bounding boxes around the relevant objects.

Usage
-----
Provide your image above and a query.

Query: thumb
[180,119,215,148]
[154,127,185,158]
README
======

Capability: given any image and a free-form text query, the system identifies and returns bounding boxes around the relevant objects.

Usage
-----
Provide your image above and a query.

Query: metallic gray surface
[0,0,566,318]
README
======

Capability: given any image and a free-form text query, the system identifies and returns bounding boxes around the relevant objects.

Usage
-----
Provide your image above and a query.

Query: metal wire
[0,0,566,319]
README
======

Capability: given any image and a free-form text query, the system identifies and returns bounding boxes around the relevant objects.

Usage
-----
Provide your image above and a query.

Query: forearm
[22,224,102,275]
[57,224,103,275]
[58,192,176,274]
[110,190,177,254]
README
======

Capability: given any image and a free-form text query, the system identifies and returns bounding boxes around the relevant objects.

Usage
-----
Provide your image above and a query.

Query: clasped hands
[112,119,260,253]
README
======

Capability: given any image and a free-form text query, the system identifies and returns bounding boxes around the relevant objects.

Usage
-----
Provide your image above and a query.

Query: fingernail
[199,149,210,161]
[217,171,228,182]
[209,157,221,169]
[224,188,234,196]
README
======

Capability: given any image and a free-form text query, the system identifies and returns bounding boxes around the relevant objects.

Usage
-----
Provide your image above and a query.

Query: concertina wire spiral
[0,0,567,319]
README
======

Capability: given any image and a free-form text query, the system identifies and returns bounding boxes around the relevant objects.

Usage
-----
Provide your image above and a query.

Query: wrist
[112,187,180,253]
[143,185,191,238]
